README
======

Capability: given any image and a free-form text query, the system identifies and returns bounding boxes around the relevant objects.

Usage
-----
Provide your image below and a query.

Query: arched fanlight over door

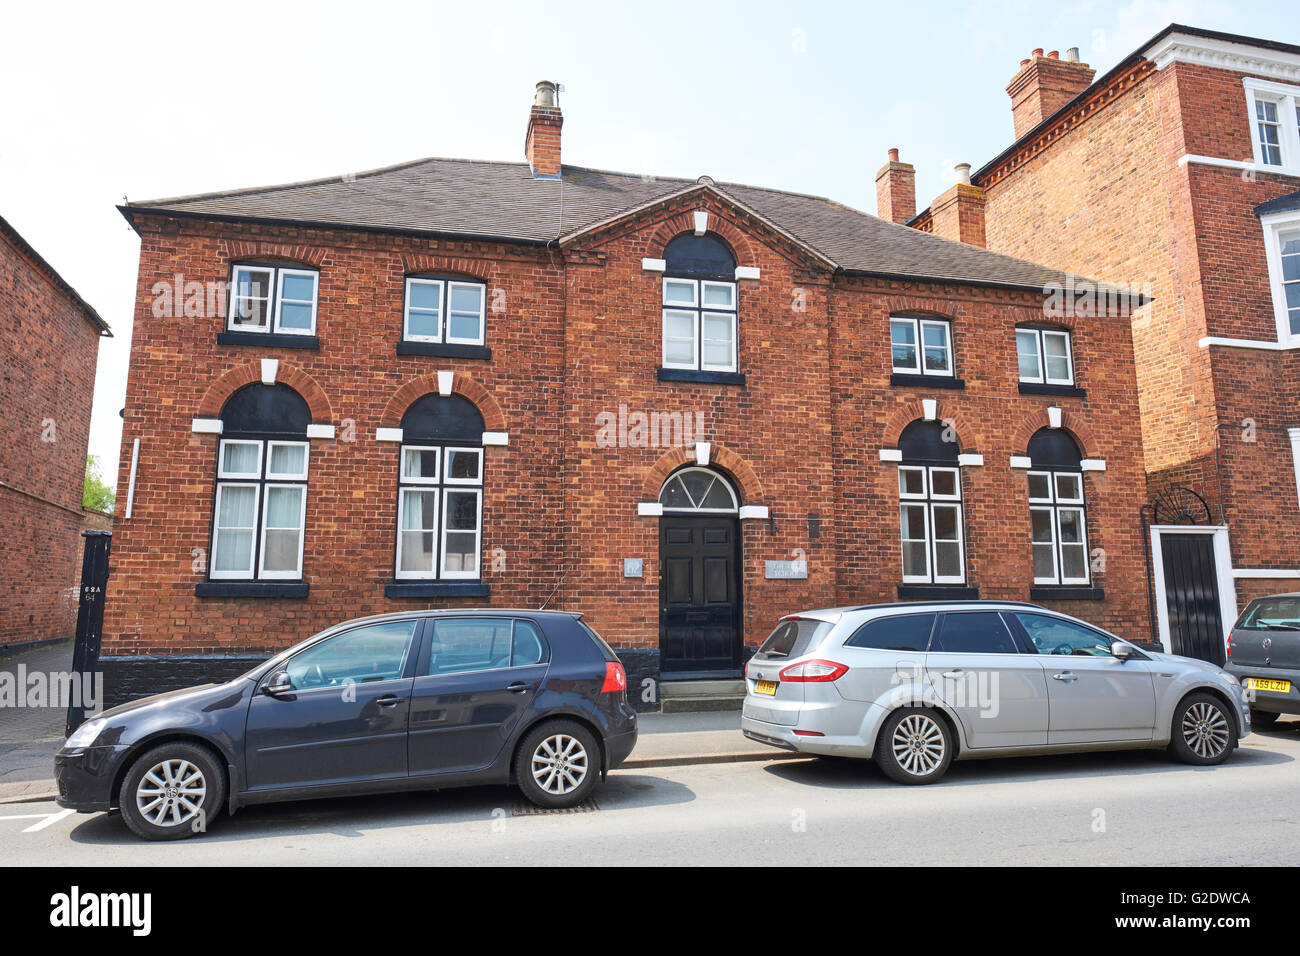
[658,466,739,513]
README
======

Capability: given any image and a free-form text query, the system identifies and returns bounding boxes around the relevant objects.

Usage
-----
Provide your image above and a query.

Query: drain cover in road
[511,799,600,816]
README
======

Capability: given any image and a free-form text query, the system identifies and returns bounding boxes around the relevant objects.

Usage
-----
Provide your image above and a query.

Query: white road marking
[0,813,51,822]
[19,809,74,832]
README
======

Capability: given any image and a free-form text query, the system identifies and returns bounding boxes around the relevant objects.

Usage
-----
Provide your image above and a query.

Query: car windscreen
[754,618,832,660]
[1236,597,1300,630]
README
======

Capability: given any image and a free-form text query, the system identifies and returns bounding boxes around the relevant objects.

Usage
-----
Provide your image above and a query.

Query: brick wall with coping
[0,227,103,644]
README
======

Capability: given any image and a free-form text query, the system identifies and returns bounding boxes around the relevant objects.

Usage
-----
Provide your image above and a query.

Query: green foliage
[83,454,115,513]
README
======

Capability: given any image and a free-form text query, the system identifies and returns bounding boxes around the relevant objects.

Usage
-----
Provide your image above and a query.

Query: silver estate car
[741,601,1250,784]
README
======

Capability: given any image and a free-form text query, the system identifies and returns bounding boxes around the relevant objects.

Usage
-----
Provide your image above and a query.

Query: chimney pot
[1066,46,1080,62]
[525,80,564,178]
[954,163,972,185]
[1048,49,1059,59]
[1032,47,1044,58]
[534,80,557,108]
[875,150,916,224]
[1007,49,1096,139]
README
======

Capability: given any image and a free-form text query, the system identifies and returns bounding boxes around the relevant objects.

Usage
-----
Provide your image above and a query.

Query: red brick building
[0,214,111,648]
[902,24,1300,665]
[104,82,1149,705]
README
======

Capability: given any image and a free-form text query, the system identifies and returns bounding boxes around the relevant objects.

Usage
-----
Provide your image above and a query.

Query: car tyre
[875,707,954,785]
[119,742,226,841]
[1169,692,1237,766]
[514,720,601,809]
[1250,708,1280,728]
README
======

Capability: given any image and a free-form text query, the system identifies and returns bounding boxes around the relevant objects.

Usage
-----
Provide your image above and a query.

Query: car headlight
[65,717,107,748]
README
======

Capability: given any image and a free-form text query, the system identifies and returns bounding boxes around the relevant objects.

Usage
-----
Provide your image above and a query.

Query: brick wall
[979,54,1300,598]
[104,193,1151,700]
[0,227,103,645]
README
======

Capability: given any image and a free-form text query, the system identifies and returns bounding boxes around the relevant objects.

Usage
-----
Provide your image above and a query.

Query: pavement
[0,639,77,803]
[3,717,1299,865]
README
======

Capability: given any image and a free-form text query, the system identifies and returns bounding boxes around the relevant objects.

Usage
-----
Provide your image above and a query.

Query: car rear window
[845,614,936,651]
[1236,598,1300,630]
[578,620,620,661]
[755,618,832,660]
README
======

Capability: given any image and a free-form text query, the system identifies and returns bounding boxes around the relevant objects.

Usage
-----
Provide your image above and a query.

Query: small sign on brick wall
[624,558,643,578]
[765,560,808,580]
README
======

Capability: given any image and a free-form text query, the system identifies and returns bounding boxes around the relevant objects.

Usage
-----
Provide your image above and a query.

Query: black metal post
[65,529,111,737]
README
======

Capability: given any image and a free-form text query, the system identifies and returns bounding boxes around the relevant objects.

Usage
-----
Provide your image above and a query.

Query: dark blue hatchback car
[56,610,638,840]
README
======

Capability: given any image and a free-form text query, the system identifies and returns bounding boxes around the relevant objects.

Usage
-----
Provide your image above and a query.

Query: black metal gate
[1159,533,1225,665]
[65,529,111,736]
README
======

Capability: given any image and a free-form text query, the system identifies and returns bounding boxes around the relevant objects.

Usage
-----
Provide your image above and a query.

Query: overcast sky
[4,0,1296,493]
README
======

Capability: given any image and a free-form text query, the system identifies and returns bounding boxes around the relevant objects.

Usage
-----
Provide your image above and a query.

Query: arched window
[661,233,738,373]
[211,384,312,580]
[395,394,486,580]
[1026,429,1089,585]
[897,420,965,585]
[658,466,739,513]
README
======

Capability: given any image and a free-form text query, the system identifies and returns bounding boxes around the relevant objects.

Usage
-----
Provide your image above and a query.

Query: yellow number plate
[1246,678,1292,694]
[753,680,778,696]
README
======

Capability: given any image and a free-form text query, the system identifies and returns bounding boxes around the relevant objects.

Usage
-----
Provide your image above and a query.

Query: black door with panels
[659,515,742,675]
[1160,533,1225,666]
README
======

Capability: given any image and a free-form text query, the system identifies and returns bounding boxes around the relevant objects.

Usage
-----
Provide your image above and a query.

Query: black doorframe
[657,512,744,679]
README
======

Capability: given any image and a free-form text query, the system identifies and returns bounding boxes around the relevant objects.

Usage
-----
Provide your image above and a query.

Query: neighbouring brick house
[104,81,1149,706]
[0,214,111,648]
[896,24,1300,665]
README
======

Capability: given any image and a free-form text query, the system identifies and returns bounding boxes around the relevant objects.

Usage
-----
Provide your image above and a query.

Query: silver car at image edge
[741,601,1250,784]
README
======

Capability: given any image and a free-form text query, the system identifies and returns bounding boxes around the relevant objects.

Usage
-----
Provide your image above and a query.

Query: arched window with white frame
[896,419,965,585]
[395,394,486,581]
[210,384,312,581]
[1026,428,1090,586]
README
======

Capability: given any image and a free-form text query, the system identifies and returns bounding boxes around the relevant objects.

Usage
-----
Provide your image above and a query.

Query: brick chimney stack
[1006,48,1095,139]
[525,80,563,179]
[875,148,916,224]
[928,164,986,248]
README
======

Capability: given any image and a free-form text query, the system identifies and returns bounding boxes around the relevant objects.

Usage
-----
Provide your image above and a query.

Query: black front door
[1160,533,1225,665]
[659,515,741,675]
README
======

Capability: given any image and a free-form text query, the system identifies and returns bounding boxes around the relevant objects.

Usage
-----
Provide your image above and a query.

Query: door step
[659,679,746,713]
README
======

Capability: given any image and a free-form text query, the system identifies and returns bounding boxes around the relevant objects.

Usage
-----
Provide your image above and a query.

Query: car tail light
[1227,632,1233,658]
[778,659,848,682]
[792,729,825,737]
[600,661,627,693]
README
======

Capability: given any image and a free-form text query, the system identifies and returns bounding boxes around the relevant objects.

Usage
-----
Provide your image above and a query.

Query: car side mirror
[1111,641,1136,661]
[264,670,294,697]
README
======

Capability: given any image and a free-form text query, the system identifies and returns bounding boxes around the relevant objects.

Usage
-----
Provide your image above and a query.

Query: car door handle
[941,670,968,679]
[507,682,529,694]
[375,694,405,707]
[1052,672,1078,682]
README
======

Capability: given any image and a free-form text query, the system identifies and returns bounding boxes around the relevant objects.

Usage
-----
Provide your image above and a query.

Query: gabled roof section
[120,156,1111,295]
[0,213,111,335]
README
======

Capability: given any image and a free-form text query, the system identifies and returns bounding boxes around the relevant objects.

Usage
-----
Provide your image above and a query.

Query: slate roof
[1255,190,1300,218]
[121,157,1119,295]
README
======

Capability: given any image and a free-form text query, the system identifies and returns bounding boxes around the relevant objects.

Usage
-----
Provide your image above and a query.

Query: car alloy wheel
[531,733,589,795]
[891,713,947,777]
[135,758,207,828]
[1181,701,1231,760]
